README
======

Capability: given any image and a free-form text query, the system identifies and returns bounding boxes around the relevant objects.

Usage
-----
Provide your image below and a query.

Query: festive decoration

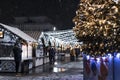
[98,75,103,80]
[85,60,91,76]
[73,0,120,56]
[100,58,108,80]
[91,61,97,76]
[39,30,80,49]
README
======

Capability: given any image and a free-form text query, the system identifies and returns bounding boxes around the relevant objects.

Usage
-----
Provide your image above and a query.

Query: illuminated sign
[0,31,4,38]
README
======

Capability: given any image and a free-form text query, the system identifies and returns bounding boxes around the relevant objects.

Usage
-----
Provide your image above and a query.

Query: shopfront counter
[0,57,15,72]
[0,57,33,73]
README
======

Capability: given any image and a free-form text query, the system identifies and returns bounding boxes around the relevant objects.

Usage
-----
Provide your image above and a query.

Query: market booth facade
[0,23,37,72]
[39,30,81,61]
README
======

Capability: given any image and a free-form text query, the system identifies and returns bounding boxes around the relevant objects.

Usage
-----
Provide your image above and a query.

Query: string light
[73,0,120,56]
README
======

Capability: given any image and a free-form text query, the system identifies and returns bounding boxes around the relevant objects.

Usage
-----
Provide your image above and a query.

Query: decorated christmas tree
[73,0,120,56]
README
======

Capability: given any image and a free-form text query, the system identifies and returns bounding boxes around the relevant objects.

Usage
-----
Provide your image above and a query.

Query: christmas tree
[73,0,120,56]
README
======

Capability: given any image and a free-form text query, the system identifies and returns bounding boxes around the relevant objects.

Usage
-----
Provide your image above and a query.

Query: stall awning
[39,29,81,47]
[0,23,37,43]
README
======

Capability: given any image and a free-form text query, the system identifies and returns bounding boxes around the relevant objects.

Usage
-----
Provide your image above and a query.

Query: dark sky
[0,0,79,29]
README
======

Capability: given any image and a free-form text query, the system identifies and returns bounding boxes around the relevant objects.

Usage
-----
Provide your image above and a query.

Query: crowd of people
[47,44,81,64]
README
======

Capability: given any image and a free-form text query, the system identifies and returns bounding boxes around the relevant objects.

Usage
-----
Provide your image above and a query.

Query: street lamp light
[53,27,56,31]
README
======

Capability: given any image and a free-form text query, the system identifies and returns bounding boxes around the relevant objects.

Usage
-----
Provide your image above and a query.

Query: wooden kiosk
[0,23,37,72]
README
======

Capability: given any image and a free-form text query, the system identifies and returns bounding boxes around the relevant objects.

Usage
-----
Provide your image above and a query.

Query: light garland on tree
[73,0,120,56]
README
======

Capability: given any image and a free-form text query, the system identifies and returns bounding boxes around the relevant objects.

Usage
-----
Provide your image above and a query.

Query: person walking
[70,47,76,61]
[48,47,55,64]
[75,45,80,61]
[13,43,22,76]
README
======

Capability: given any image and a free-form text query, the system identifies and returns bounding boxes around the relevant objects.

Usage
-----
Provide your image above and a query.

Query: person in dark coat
[13,43,22,75]
[75,45,80,60]
[48,47,55,64]
[70,47,76,61]
[32,46,36,68]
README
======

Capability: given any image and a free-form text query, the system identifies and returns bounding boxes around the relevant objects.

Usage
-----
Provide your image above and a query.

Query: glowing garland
[40,30,80,48]
[73,0,120,56]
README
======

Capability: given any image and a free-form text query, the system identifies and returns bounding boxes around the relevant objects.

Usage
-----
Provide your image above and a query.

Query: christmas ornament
[91,61,97,76]
[100,58,108,80]
[85,60,91,75]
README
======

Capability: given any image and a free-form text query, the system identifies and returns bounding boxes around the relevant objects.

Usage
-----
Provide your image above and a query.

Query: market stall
[39,30,81,60]
[0,23,37,72]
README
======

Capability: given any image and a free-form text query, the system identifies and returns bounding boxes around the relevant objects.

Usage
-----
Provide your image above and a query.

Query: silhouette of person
[48,47,55,64]
[75,45,80,60]
[13,42,22,76]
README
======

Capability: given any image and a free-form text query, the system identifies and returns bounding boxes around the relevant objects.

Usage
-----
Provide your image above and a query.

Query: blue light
[86,55,90,60]
[108,54,112,58]
[102,56,106,60]
[97,58,100,63]
[116,53,120,59]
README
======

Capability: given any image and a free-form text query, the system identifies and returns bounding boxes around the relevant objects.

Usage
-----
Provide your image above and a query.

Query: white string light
[40,29,80,47]
[113,0,119,4]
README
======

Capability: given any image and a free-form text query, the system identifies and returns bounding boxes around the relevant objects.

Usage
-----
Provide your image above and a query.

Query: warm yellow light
[0,31,4,38]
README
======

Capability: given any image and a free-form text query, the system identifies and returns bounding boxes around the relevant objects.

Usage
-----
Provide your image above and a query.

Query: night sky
[0,0,79,29]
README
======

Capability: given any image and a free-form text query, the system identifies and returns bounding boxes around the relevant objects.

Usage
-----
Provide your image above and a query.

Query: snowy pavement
[0,57,83,80]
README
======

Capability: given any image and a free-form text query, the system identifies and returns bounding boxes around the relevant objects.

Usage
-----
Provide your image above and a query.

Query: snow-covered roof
[0,23,37,42]
[39,29,82,46]
[44,29,78,43]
